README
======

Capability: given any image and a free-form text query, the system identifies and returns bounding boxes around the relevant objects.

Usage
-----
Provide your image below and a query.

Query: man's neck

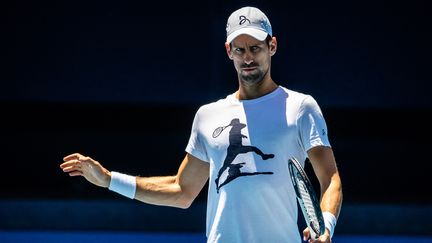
[235,78,278,100]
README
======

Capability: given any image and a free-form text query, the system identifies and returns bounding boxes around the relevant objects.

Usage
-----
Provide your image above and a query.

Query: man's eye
[251,46,260,52]
[235,48,244,53]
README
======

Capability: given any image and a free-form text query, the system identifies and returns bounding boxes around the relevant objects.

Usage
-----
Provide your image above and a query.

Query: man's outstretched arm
[60,153,209,209]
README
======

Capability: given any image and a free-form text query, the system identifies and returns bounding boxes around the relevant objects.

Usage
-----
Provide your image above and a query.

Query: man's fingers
[61,154,94,178]
[63,153,83,161]
[60,160,81,169]
[62,165,82,173]
[303,227,310,241]
[69,171,83,176]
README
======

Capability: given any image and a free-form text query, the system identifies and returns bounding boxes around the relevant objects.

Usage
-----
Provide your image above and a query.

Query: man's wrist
[108,171,136,199]
[322,211,337,238]
[102,170,112,188]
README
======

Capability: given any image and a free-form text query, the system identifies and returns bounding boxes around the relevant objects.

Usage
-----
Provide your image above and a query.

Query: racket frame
[288,157,325,240]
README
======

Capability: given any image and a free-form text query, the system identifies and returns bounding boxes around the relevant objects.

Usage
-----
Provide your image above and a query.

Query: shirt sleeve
[296,95,331,153]
[185,107,210,163]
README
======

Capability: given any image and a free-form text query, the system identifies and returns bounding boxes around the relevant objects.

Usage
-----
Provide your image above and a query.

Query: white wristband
[108,171,136,199]
[322,211,337,238]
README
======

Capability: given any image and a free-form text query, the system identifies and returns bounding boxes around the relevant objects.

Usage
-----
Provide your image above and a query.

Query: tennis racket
[212,125,230,138]
[288,157,325,240]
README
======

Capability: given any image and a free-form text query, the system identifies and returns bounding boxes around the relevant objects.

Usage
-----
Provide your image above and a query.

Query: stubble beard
[239,67,269,87]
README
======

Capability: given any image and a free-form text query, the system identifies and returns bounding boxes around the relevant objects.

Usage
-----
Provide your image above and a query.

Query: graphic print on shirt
[214,118,275,193]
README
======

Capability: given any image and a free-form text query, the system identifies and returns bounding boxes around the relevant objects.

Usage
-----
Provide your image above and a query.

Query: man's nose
[243,52,254,65]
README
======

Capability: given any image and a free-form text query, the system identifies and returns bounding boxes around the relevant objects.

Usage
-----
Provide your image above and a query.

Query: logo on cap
[226,6,273,43]
[239,15,251,25]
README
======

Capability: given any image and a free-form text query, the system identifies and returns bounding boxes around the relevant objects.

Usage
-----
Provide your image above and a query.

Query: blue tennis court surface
[1,201,431,242]
[0,231,206,243]
[335,235,432,243]
[1,231,431,243]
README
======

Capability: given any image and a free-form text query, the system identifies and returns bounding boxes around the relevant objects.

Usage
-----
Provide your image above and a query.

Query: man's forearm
[320,172,343,217]
[134,176,191,209]
[318,171,342,238]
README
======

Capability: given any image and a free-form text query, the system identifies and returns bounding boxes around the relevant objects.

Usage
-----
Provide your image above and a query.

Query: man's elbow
[177,202,192,209]
[174,195,194,209]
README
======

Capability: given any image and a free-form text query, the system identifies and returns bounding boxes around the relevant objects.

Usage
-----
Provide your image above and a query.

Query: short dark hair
[264,35,273,47]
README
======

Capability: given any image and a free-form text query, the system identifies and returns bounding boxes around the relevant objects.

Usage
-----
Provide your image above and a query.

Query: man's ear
[269,37,277,56]
[225,42,234,60]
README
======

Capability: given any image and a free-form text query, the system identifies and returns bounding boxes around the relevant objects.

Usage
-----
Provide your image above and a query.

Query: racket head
[288,157,325,239]
[212,126,224,138]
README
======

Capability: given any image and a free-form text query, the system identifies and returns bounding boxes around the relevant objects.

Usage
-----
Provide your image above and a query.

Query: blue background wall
[4,0,431,108]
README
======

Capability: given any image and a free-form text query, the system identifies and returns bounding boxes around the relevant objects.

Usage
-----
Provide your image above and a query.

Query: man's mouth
[242,67,257,72]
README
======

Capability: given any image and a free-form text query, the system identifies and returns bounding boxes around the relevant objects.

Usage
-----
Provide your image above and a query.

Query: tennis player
[60,6,342,243]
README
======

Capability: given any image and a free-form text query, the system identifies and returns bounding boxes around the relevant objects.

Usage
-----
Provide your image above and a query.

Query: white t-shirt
[186,86,331,243]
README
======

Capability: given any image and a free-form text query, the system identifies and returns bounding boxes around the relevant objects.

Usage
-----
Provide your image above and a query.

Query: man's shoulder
[279,86,312,102]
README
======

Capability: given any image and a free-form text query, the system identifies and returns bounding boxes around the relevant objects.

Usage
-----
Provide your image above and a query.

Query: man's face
[226,34,276,86]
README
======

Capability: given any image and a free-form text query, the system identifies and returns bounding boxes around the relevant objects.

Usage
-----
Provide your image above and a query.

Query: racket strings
[289,158,325,238]
[297,178,320,232]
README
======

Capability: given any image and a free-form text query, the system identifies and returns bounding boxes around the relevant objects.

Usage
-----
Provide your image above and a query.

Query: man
[60,6,342,243]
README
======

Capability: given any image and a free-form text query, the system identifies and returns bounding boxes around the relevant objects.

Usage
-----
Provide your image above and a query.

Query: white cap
[226,6,272,43]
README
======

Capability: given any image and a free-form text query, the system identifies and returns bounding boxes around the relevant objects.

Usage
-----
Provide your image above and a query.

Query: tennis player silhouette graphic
[214,118,274,193]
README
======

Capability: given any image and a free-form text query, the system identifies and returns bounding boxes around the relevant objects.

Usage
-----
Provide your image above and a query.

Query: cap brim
[226,28,268,43]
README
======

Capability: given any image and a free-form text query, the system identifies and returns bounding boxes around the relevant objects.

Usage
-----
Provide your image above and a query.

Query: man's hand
[60,153,111,188]
[303,227,331,243]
